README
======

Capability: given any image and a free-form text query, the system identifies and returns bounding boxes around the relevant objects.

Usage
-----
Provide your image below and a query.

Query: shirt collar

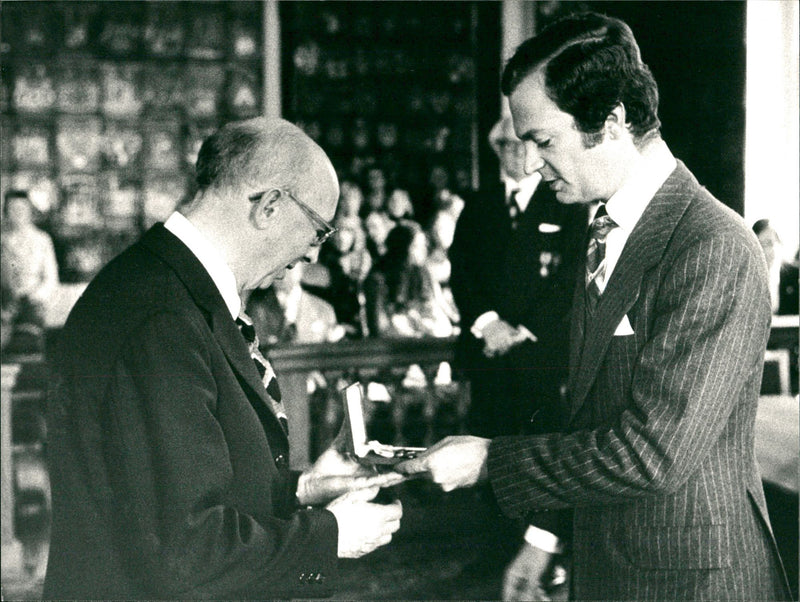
[164,212,241,319]
[605,139,677,233]
[504,173,541,212]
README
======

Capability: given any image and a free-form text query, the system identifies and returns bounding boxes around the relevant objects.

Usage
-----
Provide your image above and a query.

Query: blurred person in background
[752,219,784,313]
[245,262,346,347]
[1,189,59,352]
[336,178,364,220]
[426,210,460,327]
[363,209,394,261]
[361,165,390,217]
[319,216,373,336]
[45,117,403,600]
[364,220,454,339]
[386,188,416,223]
[421,163,465,228]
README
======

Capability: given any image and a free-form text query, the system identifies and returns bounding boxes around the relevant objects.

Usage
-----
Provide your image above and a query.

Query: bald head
[183,117,340,293]
[192,117,337,217]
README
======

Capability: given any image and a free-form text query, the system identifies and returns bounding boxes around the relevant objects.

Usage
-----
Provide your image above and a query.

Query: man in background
[245,262,345,347]
[449,115,586,594]
[401,12,790,600]
[45,117,403,599]
[451,115,587,441]
[1,189,59,352]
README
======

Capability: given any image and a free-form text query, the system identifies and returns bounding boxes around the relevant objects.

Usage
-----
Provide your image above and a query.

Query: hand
[482,319,522,357]
[503,543,554,601]
[297,448,405,506]
[394,436,490,491]
[326,487,403,558]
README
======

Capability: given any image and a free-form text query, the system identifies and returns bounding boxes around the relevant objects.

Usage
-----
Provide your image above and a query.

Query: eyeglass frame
[248,189,337,247]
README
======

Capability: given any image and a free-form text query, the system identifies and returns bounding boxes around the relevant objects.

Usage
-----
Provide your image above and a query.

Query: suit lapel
[567,162,697,423]
[140,225,289,443]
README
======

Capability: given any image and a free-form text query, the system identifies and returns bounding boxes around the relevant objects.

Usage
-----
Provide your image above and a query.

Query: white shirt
[503,173,541,213]
[164,212,241,319]
[597,139,677,293]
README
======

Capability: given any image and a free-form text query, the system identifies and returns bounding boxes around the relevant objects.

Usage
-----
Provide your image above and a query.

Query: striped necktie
[507,188,521,229]
[236,313,287,430]
[585,204,617,310]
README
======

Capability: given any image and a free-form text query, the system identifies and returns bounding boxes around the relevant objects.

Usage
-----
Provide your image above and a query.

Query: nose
[303,246,321,263]
[524,141,545,175]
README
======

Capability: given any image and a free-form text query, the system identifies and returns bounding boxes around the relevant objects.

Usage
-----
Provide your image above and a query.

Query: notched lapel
[213,311,289,441]
[142,224,288,441]
[567,163,696,424]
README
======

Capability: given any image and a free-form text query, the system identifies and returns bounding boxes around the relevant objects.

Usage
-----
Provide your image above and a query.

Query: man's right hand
[503,543,555,601]
[326,486,403,558]
[482,318,523,357]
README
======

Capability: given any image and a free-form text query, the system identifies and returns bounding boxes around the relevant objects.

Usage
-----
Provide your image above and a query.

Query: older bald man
[45,117,403,600]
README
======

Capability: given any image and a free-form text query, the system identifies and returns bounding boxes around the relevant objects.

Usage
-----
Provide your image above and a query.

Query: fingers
[339,485,380,503]
[298,467,405,506]
[329,496,404,558]
[503,573,550,602]
[502,573,523,601]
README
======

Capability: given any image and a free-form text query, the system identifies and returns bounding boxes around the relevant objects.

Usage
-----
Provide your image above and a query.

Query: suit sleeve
[488,229,771,516]
[106,311,339,599]
[449,198,496,328]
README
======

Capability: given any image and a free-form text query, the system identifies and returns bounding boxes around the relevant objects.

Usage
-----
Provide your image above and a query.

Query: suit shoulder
[682,189,760,252]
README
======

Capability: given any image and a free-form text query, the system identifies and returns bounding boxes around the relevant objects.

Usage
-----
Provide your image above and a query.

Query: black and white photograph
[1,1,797,600]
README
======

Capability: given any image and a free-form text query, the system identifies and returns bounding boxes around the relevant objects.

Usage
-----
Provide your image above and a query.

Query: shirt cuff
[471,311,500,339]
[524,525,563,554]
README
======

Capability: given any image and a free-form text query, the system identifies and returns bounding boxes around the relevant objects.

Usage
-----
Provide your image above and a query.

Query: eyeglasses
[248,189,337,247]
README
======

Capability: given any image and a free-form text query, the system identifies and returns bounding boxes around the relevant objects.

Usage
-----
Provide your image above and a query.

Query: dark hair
[3,189,32,215]
[501,11,660,145]
[377,222,427,304]
[194,124,262,192]
[752,219,772,237]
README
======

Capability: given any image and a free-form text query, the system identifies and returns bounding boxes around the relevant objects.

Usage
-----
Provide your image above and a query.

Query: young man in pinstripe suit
[399,12,791,600]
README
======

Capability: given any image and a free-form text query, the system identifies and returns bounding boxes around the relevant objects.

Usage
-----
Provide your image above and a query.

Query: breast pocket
[624,524,731,569]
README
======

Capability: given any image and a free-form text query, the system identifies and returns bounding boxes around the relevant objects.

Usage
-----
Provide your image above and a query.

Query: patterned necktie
[585,204,618,308]
[507,188,521,229]
[236,313,287,430]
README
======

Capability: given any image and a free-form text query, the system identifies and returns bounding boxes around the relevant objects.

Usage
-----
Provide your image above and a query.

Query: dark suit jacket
[450,181,587,433]
[44,224,339,600]
[450,180,587,358]
[450,180,586,540]
[487,162,790,599]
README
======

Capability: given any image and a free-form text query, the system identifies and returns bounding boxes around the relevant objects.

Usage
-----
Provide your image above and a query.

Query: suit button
[298,572,306,582]
[315,573,325,583]
[275,454,287,467]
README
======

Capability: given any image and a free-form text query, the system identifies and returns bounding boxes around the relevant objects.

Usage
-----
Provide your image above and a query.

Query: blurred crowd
[4,168,800,357]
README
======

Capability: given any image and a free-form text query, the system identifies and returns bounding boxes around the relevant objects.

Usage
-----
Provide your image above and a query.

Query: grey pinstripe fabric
[487,162,791,600]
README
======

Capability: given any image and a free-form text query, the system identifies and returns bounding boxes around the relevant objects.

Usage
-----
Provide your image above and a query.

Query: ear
[604,103,628,140]
[250,189,280,229]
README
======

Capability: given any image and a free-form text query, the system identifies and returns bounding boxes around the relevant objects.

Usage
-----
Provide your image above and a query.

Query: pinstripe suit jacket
[487,162,791,600]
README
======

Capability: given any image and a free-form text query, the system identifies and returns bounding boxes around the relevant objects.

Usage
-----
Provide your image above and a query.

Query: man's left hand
[503,543,554,601]
[296,448,405,506]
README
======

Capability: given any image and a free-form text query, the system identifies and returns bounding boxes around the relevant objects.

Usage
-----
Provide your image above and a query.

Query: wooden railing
[268,336,463,469]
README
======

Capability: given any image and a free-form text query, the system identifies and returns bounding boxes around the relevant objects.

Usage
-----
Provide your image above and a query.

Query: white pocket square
[614,314,635,336]
[538,223,561,233]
